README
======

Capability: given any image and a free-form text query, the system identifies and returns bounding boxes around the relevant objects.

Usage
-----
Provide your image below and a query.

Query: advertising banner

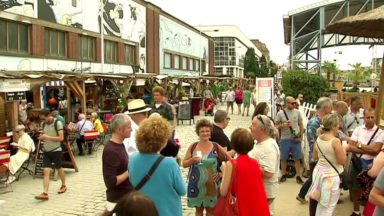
[256,77,275,119]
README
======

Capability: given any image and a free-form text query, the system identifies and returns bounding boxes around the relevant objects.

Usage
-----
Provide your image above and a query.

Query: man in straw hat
[123,99,151,155]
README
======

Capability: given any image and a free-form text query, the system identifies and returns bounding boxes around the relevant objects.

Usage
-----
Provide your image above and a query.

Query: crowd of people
[3,84,384,216]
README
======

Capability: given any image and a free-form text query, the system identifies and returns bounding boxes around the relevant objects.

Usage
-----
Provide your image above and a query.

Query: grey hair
[254,115,279,139]
[316,97,333,111]
[317,113,340,136]
[214,110,228,123]
[78,113,86,120]
[15,124,25,132]
[110,113,130,133]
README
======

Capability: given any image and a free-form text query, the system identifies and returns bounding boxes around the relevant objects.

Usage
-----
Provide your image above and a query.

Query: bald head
[335,101,348,117]
[285,96,296,110]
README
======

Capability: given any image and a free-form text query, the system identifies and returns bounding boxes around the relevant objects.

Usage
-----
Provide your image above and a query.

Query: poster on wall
[0,0,35,17]
[256,77,275,119]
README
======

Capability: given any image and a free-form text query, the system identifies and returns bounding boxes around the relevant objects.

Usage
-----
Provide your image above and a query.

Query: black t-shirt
[210,124,232,151]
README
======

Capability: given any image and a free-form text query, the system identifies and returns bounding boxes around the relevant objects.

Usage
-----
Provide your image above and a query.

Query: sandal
[58,185,67,194]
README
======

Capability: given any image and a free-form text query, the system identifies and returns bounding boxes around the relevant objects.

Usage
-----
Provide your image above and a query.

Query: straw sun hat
[124,99,152,115]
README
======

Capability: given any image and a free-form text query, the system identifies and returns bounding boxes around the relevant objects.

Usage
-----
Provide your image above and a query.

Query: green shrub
[282,70,329,104]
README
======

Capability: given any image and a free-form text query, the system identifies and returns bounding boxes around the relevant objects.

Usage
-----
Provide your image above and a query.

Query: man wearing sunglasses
[276,96,304,184]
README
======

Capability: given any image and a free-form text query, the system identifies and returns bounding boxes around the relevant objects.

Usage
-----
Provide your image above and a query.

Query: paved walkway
[1,105,353,216]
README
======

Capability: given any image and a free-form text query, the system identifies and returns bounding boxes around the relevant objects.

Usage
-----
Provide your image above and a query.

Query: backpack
[42,119,66,152]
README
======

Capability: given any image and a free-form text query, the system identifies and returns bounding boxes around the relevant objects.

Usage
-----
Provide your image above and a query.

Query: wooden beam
[80,81,86,114]
[66,86,72,123]
[0,93,5,136]
[376,55,384,125]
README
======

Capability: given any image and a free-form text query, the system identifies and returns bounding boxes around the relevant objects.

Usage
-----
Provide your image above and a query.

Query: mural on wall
[37,0,83,28]
[0,0,35,17]
[0,0,146,73]
[99,0,146,72]
[159,15,208,75]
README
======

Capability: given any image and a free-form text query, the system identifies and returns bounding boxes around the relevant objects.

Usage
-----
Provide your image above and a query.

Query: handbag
[213,160,239,216]
[343,127,379,189]
[357,169,376,203]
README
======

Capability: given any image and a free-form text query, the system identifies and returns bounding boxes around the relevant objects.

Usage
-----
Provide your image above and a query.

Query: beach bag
[213,159,239,216]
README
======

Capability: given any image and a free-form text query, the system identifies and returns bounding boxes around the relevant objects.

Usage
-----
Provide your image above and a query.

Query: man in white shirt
[123,99,151,156]
[343,96,364,136]
[224,87,235,114]
[346,108,384,216]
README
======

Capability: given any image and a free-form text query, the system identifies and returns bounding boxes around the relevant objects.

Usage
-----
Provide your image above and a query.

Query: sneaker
[58,185,67,194]
[296,176,304,184]
[5,175,15,184]
[296,195,308,204]
[35,193,49,200]
[350,213,361,216]
[279,175,287,183]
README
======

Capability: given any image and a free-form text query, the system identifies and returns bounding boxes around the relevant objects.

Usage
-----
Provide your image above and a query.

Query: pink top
[351,125,384,160]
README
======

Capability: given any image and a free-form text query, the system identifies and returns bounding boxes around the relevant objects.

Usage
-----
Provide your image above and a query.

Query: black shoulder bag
[316,141,348,190]
[351,127,379,173]
[283,109,299,138]
[135,155,164,191]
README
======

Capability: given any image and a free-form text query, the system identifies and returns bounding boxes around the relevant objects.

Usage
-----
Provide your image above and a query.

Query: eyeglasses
[226,117,231,121]
[257,115,265,128]
[288,102,297,105]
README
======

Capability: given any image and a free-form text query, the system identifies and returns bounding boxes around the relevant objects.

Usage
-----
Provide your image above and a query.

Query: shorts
[227,101,234,106]
[235,99,243,104]
[243,101,250,108]
[43,151,63,169]
[279,139,302,160]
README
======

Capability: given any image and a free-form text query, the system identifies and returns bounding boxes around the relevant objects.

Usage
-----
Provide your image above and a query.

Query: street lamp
[198,27,218,77]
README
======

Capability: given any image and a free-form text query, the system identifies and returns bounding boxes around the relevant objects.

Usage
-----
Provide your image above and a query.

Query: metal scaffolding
[284,0,384,74]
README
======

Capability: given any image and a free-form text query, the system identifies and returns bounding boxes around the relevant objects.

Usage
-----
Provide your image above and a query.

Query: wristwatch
[358,142,362,149]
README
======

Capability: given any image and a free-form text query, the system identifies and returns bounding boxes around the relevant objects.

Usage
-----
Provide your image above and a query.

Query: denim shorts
[279,139,302,160]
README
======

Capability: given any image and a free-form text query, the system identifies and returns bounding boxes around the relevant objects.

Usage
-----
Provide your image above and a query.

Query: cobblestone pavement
[1,104,353,216]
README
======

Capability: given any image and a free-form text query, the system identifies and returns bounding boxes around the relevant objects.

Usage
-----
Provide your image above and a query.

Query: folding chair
[0,137,11,149]
[0,150,13,193]
[16,152,34,181]
[83,130,99,154]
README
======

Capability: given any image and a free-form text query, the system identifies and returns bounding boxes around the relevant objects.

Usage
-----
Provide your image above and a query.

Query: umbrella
[325,5,384,125]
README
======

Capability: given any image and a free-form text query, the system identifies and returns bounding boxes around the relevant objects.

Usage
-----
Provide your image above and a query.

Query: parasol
[325,5,384,125]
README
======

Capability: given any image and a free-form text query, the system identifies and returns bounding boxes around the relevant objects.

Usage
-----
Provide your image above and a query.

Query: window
[195,60,200,71]
[125,45,135,65]
[45,29,66,57]
[79,36,95,61]
[164,53,171,68]
[174,55,180,69]
[189,59,194,71]
[182,57,187,70]
[104,40,117,63]
[201,60,206,72]
[0,19,29,53]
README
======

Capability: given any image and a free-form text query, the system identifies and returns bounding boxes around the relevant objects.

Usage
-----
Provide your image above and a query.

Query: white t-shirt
[248,138,280,198]
[225,90,235,102]
[123,120,139,157]
[343,108,364,135]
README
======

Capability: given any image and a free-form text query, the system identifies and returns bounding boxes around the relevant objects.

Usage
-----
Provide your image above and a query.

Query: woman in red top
[234,86,244,115]
[220,128,270,216]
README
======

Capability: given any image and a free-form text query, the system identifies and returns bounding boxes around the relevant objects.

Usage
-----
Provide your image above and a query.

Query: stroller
[204,98,215,116]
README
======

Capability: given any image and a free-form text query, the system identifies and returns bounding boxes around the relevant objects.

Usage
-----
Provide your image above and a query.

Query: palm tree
[348,63,366,89]
[322,61,339,86]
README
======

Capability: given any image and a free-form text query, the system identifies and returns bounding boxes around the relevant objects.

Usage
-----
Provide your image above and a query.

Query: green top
[244,90,252,103]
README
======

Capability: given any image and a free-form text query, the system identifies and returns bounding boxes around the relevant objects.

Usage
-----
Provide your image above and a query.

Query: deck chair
[83,130,99,153]
[0,137,11,149]
[0,150,13,193]
[16,151,34,181]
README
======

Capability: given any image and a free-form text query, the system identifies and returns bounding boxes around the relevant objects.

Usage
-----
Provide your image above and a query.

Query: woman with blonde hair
[128,116,186,216]
[308,113,347,216]
[183,119,230,216]
[91,112,104,134]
